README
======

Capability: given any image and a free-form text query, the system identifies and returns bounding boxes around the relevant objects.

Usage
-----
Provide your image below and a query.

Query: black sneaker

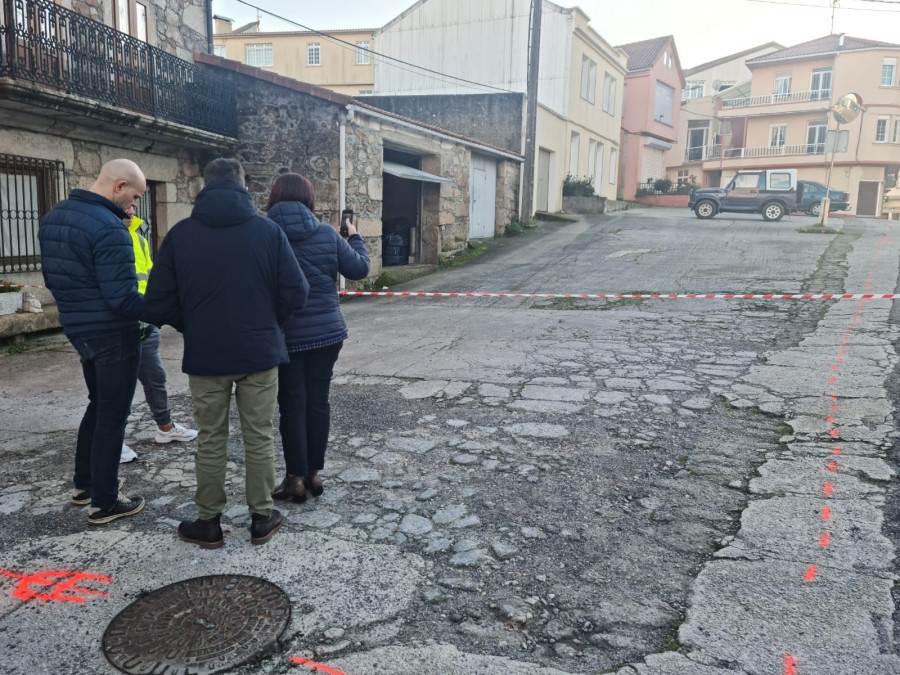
[250,509,283,545]
[72,479,124,506]
[87,496,145,525]
[178,515,224,549]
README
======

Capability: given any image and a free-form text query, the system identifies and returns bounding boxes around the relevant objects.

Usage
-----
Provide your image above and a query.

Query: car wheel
[762,202,785,222]
[695,201,717,219]
[807,202,821,217]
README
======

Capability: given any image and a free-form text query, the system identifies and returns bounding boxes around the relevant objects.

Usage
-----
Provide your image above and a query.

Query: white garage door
[469,154,497,239]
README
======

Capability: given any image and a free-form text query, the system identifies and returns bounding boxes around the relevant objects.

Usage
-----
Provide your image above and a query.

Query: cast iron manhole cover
[103,575,291,674]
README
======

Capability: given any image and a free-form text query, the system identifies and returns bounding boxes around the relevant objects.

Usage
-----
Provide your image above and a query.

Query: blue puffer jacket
[143,180,309,376]
[267,201,369,349]
[39,189,144,335]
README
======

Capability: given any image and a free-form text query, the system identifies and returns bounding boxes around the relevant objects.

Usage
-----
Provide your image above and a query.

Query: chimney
[838,33,845,47]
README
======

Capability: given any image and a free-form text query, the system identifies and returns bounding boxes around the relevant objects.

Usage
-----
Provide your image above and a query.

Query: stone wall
[154,0,209,61]
[496,160,521,234]
[364,93,525,153]
[198,59,519,276]
[0,127,204,313]
[65,0,208,61]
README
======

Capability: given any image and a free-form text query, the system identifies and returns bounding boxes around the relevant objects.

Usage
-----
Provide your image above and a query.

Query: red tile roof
[616,36,672,72]
[746,34,900,65]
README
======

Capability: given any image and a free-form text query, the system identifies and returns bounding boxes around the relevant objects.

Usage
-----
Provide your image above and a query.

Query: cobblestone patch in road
[0,298,833,674]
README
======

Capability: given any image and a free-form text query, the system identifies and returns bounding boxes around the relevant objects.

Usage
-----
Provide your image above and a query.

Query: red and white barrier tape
[6,284,899,301]
[338,291,900,300]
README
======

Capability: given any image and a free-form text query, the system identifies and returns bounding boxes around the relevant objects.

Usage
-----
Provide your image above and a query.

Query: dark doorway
[135,182,158,255]
[382,148,422,267]
[857,181,880,217]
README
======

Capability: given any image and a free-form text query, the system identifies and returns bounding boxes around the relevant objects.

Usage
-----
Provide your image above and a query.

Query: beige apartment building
[212,18,375,96]
[666,35,900,217]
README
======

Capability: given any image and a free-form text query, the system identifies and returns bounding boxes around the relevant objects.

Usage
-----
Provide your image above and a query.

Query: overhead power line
[230,0,520,94]
[744,0,900,11]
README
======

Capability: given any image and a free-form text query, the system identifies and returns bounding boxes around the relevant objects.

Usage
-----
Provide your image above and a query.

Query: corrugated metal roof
[383,162,452,183]
[745,34,900,65]
[616,36,672,72]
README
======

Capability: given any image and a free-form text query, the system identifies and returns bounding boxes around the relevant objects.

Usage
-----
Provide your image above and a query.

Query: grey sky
[212,0,900,68]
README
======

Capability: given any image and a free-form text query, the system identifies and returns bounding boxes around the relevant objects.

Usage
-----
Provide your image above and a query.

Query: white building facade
[374,0,626,213]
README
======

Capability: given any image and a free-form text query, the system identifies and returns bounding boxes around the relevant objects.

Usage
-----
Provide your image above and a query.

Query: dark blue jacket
[267,201,369,348]
[143,180,309,376]
[39,189,144,336]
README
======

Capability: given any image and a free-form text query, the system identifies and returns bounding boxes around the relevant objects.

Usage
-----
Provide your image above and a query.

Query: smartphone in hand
[340,209,353,237]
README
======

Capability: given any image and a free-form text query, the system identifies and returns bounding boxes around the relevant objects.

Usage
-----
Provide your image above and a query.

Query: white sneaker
[155,422,198,444]
[120,444,138,464]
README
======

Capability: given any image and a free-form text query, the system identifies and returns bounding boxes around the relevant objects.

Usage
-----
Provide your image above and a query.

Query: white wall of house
[375,0,625,212]
[374,0,572,118]
[682,44,782,99]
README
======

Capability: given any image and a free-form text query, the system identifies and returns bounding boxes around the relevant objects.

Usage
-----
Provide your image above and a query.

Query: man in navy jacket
[144,158,308,548]
[40,158,148,525]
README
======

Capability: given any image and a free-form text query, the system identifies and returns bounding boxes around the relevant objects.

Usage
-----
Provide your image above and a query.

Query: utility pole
[830,0,839,33]
[521,0,542,225]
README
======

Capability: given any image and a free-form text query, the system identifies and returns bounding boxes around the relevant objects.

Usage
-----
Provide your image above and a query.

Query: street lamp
[819,92,862,226]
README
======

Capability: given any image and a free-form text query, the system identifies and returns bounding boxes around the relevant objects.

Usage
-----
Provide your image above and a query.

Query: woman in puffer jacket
[266,173,370,502]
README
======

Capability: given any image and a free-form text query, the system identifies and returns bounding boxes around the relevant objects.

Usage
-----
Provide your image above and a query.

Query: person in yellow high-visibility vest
[121,206,197,463]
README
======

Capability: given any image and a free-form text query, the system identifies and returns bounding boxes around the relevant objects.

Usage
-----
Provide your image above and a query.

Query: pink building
[616,36,685,200]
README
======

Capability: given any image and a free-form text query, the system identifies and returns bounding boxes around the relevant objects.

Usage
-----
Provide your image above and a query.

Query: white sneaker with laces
[120,444,138,464]
[155,422,199,444]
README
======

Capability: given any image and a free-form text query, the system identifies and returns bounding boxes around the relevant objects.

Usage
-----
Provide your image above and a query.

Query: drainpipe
[339,121,346,292]
[205,0,214,54]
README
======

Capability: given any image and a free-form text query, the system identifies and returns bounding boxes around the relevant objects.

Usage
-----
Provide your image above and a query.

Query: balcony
[0,0,237,138]
[688,143,828,170]
[722,89,832,109]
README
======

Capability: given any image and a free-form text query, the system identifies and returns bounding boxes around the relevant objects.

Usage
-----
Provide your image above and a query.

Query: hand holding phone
[340,209,353,237]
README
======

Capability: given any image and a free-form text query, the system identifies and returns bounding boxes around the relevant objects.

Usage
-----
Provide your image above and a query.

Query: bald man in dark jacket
[40,158,148,526]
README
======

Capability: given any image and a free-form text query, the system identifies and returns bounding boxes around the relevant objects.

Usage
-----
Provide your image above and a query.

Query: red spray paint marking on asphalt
[823,483,833,496]
[822,506,832,520]
[783,654,798,675]
[820,532,830,548]
[0,569,111,603]
[803,565,818,582]
[828,461,838,473]
[290,656,350,675]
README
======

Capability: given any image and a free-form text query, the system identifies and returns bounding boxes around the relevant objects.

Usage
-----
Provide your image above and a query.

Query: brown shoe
[250,509,283,545]
[272,474,306,503]
[178,514,224,549]
[305,471,324,497]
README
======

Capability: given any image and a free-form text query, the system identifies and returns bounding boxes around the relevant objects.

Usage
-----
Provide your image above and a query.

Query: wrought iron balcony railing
[0,0,237,137]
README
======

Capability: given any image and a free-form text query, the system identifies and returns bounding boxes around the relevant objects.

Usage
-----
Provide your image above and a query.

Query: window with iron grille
[0,155,66,273]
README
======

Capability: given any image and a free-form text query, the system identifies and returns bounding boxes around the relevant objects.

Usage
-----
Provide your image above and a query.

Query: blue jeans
[70,325,141,510]
[138,324,171,427]
[277,342,342,476]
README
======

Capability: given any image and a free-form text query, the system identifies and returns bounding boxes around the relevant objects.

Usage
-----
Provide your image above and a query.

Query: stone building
[0,0,236,336]
[195,54,522,274]
[0,0,521,337]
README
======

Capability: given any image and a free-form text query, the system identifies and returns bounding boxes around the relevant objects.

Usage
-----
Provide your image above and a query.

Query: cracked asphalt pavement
[1,207,899,675]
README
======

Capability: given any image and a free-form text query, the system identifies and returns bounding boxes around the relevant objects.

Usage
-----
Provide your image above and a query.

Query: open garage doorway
[382,148,451,266]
